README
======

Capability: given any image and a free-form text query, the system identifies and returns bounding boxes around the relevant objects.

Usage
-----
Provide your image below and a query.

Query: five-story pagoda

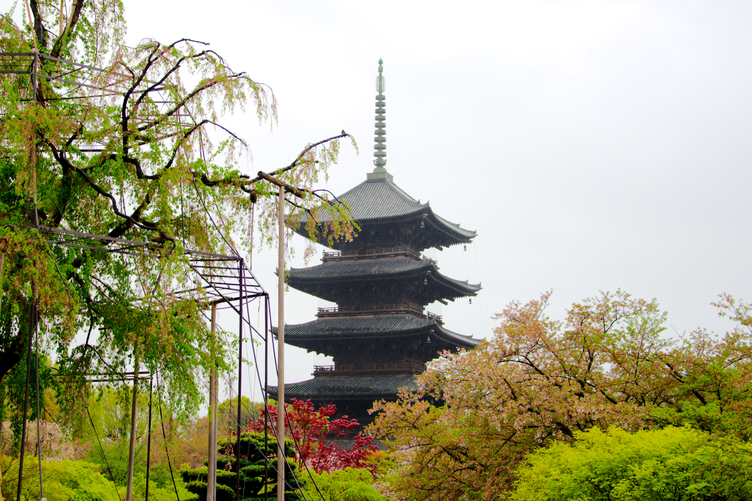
[268,60,481,430]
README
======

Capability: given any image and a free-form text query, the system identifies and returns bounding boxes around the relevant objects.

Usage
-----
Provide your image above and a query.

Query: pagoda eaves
[297,175,476,252]
[287,255,480,305]
[275,314,480,355]
[267,375,417,403]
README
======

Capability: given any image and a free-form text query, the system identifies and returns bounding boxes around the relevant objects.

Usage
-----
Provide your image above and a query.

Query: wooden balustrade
[316,303,443,324]
[313,360,425,376]
[322,246,421,262]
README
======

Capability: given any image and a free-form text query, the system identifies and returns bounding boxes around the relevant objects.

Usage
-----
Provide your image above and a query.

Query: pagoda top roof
[338,175,475,236]
[277,314,482,349]
[267,375,417,400]
[296,174,476,250]
[339,174,429,220]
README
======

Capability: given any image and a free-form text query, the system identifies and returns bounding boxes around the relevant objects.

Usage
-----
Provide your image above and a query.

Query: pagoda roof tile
[278,314,482,348]
[297,176,476,244]
[290,256,430,280]
[339,177,427,220]
[288,257,481,300]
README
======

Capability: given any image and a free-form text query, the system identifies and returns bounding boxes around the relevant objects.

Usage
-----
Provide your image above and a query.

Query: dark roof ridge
[288,256,481,294]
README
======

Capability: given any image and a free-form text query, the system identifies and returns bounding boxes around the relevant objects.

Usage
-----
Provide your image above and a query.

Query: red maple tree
[245,398,379,474]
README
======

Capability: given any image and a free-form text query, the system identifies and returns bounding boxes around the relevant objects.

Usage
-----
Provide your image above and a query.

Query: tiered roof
[297,174,477,251]
[276,314,480,351]
[269,376,417,401]
[287,256,480,305]
[269,60,481,429]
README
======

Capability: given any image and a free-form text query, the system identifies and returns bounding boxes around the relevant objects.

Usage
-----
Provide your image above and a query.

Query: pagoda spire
[373,58,388,171]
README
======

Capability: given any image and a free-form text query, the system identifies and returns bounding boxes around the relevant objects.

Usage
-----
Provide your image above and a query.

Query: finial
[372,58,388,172]
[376,59,385,95]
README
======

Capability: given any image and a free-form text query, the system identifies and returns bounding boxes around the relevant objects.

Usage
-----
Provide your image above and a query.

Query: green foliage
[83,423,194,501]
[131,473,194,501]
[647,296,752,439]
[512,426,752,501]
[85,436,147,486]
[185,480,234,501]
[300,468,387,501]
[1,352,55,453]
[70,385,151,442]
[1,456,120,501]
[217,396,263,438]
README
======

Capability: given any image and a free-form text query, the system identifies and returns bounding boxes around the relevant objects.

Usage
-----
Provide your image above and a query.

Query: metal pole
[125,358,139,501]
[276,187,285,501]
[207,303,218,501]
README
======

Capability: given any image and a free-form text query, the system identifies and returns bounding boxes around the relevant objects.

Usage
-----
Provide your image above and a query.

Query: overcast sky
[7,0,752,401]
[120,0,752,399]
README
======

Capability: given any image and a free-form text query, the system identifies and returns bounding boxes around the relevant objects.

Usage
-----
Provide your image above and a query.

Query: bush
[512,426,752,501]
[1,456,120,501]
[299,468,386,501]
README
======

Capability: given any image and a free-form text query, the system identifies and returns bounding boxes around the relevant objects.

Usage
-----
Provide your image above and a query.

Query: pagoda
[268,60,481,430]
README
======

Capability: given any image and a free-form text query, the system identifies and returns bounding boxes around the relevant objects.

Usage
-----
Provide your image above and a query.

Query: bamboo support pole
[125,358,139,501]
[277,186,285,501]
[207,303,218,501]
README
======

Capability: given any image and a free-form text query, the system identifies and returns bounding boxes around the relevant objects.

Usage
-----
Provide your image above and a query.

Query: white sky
[6,0,752,402]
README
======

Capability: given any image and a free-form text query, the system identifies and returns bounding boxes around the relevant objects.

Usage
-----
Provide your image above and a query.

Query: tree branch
[50,0,84,58]
[250,132,350,184]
